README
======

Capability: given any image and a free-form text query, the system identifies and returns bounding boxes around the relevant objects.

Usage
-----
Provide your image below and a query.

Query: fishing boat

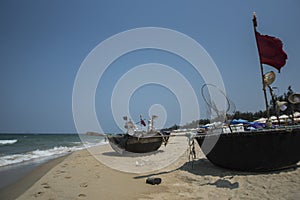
[195,14,300,171]
[196,127,300,171]
[107,115,170,154]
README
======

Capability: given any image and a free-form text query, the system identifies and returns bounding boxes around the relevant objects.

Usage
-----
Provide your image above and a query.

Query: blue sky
[0,0,299,133]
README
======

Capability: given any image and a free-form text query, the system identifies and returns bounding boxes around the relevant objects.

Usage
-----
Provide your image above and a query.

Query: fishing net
[201,84,236,125]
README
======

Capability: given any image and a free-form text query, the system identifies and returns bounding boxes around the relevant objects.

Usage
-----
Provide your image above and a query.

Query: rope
[158,131,169,146]
[185,132,197,168]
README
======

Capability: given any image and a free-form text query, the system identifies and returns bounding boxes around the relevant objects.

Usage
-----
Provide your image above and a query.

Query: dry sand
[3,136,300,200]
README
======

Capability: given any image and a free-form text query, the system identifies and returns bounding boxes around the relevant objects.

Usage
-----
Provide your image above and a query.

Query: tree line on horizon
[162,86,299,131]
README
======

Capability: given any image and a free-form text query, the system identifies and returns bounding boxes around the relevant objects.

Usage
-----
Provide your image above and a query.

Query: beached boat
[107,115,170,154]
[195,127,300,171]
[195,14,300,172]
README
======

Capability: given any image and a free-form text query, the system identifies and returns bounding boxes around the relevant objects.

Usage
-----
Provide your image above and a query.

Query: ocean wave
[0,139,18,145]
[0,141,106,167]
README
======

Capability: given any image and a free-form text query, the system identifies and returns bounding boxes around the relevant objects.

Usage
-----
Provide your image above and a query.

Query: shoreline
[0,155,67,200]
[1,141,300,200]
[14,146,167,200]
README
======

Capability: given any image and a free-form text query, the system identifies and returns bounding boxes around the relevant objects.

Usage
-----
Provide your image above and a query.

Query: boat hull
[195,128,300,171]
[107,132,168,154]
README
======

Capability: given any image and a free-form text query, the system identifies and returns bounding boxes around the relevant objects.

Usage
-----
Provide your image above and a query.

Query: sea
[0,133,107,189]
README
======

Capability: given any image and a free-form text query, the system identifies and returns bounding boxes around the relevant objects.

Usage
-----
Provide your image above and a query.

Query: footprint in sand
[64,176,72,179]
[80,182,88,188]
[78,193,87,198]
[62,163,68,167]
[41,183,51,189]
[33,191,44,197]
[56,170,66,174]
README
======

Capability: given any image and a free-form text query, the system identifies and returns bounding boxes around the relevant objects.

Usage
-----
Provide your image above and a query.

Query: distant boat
[107,115,170,154]
[195,14,300,172]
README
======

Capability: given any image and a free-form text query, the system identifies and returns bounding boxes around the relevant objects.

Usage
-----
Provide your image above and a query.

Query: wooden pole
[252,13,270,121]
[267,85,280,124]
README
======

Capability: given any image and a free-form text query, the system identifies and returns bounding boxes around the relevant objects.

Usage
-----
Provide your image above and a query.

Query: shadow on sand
[134,158,299,190]
[179,158,299,177]
[102,150,165,158]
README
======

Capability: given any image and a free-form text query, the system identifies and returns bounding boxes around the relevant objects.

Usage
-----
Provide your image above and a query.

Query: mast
[252,13,270,120]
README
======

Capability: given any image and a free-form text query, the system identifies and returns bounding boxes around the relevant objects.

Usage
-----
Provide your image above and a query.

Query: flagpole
[252,13,270,121]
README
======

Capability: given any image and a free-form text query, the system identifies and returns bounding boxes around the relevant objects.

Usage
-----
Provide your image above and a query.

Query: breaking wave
[0,139,18,145]
[0,141,106,167]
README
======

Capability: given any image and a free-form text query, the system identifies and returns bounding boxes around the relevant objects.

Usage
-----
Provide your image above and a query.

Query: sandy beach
[1,136,299,200]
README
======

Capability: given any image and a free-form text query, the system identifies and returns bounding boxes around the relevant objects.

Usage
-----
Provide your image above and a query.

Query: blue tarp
[248,122,266,129]
[231,119,250,125]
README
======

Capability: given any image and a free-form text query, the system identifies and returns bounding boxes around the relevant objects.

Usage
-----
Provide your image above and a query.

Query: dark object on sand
[107,115,170,154]
[107,131,170,154]
[195,127,300,171]
[146,177,162,185]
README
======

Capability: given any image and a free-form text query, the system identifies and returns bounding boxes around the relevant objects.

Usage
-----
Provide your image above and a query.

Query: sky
[0,0,299,133]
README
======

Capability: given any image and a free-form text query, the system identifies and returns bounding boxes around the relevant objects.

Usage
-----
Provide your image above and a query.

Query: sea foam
[0,139,18,145]
[0,141,106,167]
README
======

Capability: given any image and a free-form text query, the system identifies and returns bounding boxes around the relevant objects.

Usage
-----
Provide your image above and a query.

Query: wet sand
[0,156,67,200]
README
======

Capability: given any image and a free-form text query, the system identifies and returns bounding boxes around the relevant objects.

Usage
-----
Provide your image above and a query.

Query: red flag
[255,30,287,72]
[140,115,146,126]
[141,119,146,126]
